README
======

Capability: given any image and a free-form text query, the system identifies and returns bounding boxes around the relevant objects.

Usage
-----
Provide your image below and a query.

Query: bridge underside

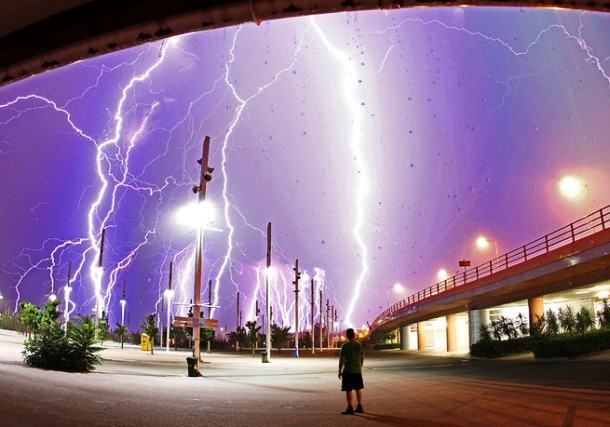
[1,0,609,87]
[375,228,610,334]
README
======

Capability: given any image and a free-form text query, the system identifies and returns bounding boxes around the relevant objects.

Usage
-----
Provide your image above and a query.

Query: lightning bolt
[311,17,370,328]
[210,23,311,319]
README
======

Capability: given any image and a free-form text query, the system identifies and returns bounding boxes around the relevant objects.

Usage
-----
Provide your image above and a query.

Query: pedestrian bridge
[371,205,610,350]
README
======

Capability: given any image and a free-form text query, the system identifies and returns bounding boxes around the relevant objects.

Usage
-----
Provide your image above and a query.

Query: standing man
[338,328,364,415]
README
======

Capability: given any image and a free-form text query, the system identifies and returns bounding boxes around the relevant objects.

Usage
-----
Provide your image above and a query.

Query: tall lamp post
[476,235,499,273]
[264,222,273,363]
[63,262,73,332]
[95,227,106,338]
[176,136,215,375]
[164,261,174,352]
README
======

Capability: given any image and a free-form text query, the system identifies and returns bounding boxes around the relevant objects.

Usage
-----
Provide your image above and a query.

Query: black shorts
[341,373,364,392]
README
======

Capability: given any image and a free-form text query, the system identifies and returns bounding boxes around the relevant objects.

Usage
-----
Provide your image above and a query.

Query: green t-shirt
[339,339,363,374]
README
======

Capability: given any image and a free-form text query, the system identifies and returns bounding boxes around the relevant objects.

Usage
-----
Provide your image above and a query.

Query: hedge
[533,329,610,359]
[374,343,400,350]
[470,336,539,358]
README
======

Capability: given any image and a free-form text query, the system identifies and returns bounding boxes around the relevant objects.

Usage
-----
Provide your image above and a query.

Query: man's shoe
[341,406,354,415]
[355,405,364,413]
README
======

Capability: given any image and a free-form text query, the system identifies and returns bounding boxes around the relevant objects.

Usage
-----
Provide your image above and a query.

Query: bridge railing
[372,204,610,330]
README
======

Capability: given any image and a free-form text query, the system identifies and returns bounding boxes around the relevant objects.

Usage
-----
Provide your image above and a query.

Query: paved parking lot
[1,330,610,426]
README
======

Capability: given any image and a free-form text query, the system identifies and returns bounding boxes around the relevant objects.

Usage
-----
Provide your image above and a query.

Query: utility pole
[236,292,240,329]
[208,280,212,319]
[330,304,334,348]
[311,278,315,354]
[192,136,213,374]
[326,299,330,350]
[264,222,272,363]
[292,259,301,357]
[334,308,338,349]
[319,290,323,351]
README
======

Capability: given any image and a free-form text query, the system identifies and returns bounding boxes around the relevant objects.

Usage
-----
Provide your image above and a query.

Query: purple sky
[0,7,609,332]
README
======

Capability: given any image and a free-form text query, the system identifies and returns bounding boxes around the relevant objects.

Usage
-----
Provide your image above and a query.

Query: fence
[372,205,610,329]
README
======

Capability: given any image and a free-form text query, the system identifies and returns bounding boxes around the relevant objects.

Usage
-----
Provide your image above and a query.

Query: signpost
[173,316,219,329]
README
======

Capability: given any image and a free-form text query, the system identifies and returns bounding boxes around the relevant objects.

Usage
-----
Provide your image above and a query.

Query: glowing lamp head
[163,289,175,298]
[437,269,450,281]
[265,266,277,280]
[175,200,216,229]
[476,236,490,250]
[49,294,57,302]
[559,175,585,199]
[393,283,405,293]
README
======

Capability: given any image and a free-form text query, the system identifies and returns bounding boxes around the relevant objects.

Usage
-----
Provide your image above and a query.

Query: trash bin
[261,351,268,363]
[292,349,298,358]
[186,357,198,377]
[140,333,151,351]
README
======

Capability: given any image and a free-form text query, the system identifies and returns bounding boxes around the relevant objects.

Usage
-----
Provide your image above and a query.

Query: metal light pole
[63,261,72,332]
[311,278,315,355]
[319,290,323,351]
[264,222,272,363]
[192,136,213,374]
[207,279,212,354]
[293,258,300,357]
[326,299,330,350]
[95,227,106,339]
[165,261,174,352]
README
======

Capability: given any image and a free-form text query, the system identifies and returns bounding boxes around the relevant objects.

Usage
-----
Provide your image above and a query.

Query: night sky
[0,7,609,332]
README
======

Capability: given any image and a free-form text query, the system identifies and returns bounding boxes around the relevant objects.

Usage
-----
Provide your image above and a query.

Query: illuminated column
[446,314,457,352]
[528,297,544,335]
[417,322,426,350]
[468,309,489,346]
[400,325,409,350]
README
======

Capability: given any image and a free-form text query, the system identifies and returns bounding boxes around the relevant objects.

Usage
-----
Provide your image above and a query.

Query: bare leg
[346,391,354,407]
[355,389,363,406]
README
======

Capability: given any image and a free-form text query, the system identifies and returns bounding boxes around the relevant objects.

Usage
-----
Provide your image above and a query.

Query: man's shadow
[356,413,457,426]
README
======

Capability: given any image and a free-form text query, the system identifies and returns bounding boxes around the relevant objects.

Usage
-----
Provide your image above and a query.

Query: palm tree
[575,305,595,334]
[597,299,610,329]
[558,306,576,336]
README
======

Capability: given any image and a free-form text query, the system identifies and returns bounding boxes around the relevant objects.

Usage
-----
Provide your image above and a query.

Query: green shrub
[373,343,400,350]
[470,336,539,359]
[20,300,102,372]
[533,329,610,359]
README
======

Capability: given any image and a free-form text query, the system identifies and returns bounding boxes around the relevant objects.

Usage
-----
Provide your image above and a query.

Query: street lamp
[264,263,276,363]
[176,135,214,376]
[386,282,405,306]
[476,236,498,257]
[164,288,175,352]
[437,268,450,282]
[63,285,72,331]
[559,175,592,215]
[477,235,499,272]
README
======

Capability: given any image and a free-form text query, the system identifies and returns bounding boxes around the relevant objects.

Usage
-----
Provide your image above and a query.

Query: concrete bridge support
[528,296,545,334]
[417,322,426,350]
[400,325,410,350]
[468,309,489,346]
[446,314,457,352]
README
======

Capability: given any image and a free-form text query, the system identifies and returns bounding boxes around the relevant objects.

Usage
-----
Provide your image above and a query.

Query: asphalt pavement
[1,329,610,426]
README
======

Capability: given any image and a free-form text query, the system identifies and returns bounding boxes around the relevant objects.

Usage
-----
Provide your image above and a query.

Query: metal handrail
[372,205,610,330]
